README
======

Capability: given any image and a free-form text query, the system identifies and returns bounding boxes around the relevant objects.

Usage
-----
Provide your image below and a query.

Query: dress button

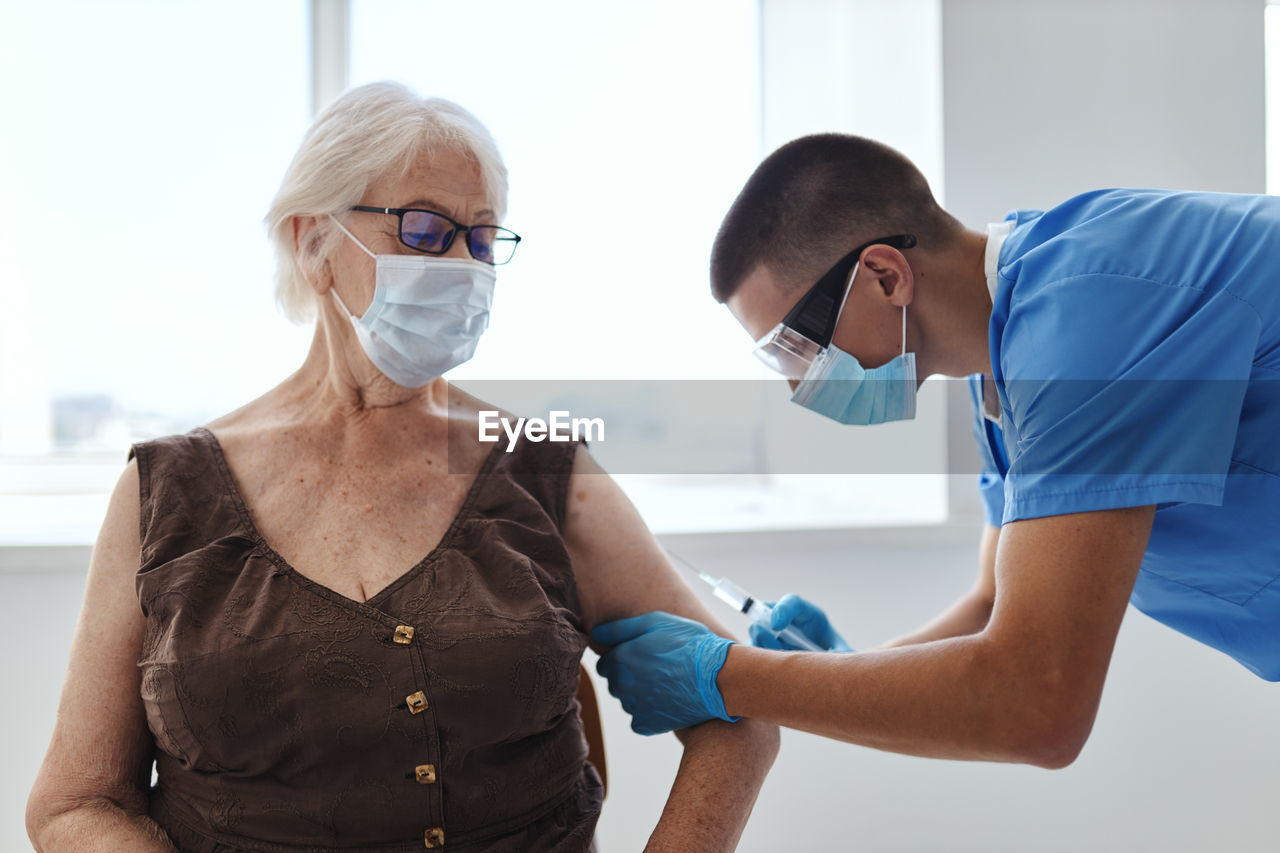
[424,826,445,848]
[394,625,415,645]
[414,763,437,784]
[406,691,428,714]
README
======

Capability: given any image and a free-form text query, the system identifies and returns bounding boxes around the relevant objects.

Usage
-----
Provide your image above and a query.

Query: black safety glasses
[349,205,522,265]
[753,234,916,379]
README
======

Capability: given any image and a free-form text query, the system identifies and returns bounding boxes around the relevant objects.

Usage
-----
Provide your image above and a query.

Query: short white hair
[265,81,509,323]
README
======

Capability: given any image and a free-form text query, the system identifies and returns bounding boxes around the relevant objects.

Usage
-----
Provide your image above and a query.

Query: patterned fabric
[130,428,601,851]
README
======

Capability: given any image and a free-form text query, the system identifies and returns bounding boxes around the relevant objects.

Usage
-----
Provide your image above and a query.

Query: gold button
[424,826,445,848]
[406,691,428,714]
[414,763,437,784]
[394,625,415,645]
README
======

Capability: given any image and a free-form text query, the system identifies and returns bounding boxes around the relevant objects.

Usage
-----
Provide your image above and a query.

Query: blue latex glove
[592,611,738,736]
[747,593,853,652]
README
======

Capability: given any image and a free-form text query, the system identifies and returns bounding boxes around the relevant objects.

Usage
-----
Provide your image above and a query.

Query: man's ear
[860,245,914,308]
[292,215,332,295]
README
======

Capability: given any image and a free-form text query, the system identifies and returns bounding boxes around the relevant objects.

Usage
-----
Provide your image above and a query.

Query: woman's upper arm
[562,446,735,644]
[28,460,154,824]
[562,447,780,849]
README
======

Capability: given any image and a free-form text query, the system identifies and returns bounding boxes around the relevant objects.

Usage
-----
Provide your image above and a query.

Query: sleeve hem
[1002,481,1224,523]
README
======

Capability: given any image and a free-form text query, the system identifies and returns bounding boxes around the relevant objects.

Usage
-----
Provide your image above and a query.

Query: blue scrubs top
[973,188,1280,681]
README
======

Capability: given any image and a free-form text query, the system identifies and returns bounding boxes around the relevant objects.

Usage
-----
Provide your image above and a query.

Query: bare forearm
[717,637,1080,769]
[644,718,779,853]
[31,800,175,853]
[882,525,998,648]
[877,590,993,648]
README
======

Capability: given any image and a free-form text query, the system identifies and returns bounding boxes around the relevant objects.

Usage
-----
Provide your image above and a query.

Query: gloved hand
[748,593,853,652]
[592,611,739,736]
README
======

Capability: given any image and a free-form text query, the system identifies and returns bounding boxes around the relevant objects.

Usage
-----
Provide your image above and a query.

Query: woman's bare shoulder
[441,383,518,449]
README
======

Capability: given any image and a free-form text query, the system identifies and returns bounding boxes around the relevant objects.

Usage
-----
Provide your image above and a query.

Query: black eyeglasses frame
[348,205,522,265]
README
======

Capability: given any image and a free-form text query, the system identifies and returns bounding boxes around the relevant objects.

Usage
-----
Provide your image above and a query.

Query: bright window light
[349,0,765,383]
[2,1,951,543]
[0,1,310,543]
[347,1,947,532]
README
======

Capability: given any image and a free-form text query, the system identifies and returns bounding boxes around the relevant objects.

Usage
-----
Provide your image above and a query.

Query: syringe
[658,549,825,653]
[695,572,825,652]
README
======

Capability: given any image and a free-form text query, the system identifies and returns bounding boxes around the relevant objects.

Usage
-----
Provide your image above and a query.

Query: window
[350,0,764,383]
[349,0,949,532]
[3,0,950,544]
[0,1,310,544]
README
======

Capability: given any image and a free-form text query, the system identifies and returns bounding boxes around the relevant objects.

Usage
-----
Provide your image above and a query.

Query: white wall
[942,0,1268,519]
[943,0,1265,224]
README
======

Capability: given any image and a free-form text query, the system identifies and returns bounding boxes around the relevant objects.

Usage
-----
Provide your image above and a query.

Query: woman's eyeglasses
[349,206,522,265]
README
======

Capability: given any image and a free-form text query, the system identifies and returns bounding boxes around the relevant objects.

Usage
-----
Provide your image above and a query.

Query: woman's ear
[293,215,332,295]
[860,245,914,308]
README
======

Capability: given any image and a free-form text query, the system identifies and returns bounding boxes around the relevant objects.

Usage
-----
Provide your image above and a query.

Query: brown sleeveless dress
[129,428,602,852]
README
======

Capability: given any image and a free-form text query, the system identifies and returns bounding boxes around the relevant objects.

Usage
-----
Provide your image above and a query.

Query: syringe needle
[667,548,827,652]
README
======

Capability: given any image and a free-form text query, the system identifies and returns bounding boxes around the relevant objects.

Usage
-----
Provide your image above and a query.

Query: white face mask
[327,215,497,387]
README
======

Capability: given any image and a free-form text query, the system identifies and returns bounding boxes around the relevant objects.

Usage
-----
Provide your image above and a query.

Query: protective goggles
[752,234,917,379]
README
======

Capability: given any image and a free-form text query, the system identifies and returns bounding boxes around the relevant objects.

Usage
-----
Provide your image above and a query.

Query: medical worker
[592,133,1280,766]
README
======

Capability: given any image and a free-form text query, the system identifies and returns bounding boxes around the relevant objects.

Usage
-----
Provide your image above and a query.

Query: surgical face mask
[327,215,497,387]
[787,259,918,425]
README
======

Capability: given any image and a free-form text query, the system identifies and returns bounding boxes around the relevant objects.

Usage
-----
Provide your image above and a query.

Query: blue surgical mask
[790,304,918,425]
[328,215,496,387]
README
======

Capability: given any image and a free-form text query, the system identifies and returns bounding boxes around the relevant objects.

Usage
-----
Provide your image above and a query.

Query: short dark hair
[709,133,960,303]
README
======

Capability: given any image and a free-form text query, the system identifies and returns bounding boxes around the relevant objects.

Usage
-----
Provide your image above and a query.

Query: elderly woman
[26,82,777,852]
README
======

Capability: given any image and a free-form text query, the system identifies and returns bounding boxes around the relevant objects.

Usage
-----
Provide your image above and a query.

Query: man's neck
[911,228,994,379]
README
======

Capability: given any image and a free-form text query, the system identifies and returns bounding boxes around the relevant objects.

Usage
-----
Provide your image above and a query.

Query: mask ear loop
[328,213,377,259]
[325,213,376,320]
[832,253,909,359]
[828,259,862,346]
[329,283,357,320]
[901,304,907,357]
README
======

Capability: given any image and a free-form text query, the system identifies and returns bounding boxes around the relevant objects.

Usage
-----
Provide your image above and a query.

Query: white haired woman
[26,81,777,852]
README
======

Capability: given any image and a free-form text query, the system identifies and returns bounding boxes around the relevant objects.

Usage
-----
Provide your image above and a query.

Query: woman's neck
[280,302,446,422]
